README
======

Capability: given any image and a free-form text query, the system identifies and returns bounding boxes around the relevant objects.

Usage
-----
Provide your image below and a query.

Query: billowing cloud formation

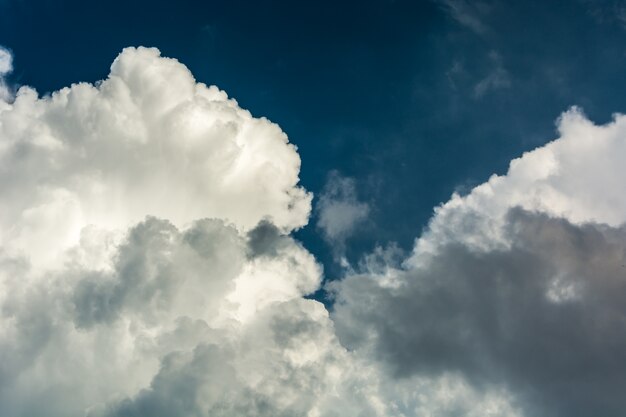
[1,46,626,417]
[332,109,626,417]
[0,47,372,417]
[0,47,311,269]
[0,46,518,417]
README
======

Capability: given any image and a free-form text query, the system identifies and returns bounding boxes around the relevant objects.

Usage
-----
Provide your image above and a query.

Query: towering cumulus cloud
[1,46,626,417]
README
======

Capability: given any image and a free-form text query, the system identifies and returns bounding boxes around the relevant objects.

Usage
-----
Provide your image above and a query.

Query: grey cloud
[316,171,369,259]
[246,219,291,258]
[331,208,626,417]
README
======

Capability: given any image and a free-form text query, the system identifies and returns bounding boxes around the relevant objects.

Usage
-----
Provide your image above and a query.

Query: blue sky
[4,2,626,416]
[6,0,626,276]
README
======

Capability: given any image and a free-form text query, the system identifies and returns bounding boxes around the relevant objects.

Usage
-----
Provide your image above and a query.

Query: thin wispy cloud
[435,0,491,34]
[474,51,511,97]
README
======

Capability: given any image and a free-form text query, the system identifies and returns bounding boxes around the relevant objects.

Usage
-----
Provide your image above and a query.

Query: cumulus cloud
[0,46,516,417]
[331,108,626,417]
[0,47,311,270]
[2,45,626,417]
[316,171,369,259]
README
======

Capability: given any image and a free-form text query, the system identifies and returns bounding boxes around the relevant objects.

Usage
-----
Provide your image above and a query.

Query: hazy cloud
[474,51,511,97]
[435,0,491,34]
[0,47,311,270]
[0,45,12,101]
[316,171,369,259]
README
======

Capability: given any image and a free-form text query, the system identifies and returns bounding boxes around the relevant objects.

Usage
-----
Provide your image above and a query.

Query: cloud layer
[1,46,626,417]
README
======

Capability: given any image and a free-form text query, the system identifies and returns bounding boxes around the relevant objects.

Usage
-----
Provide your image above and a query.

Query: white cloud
[411,106,626,263]
[0,47,311,269]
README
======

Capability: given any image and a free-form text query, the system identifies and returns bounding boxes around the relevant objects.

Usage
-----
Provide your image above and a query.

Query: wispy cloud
[435,0,491,34]
[474,50,511,97]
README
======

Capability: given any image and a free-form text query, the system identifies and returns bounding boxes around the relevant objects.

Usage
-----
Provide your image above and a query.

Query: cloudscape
[2,1,626,416]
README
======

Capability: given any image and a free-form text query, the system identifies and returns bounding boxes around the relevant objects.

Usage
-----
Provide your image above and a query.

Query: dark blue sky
[3,0,626,280]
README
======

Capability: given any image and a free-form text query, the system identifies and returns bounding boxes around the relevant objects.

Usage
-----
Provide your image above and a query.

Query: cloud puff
[316,171,369,258]
[0,46,11,75]
[0,45,12,102]
[331,109,626,416]
[0,46,311,269]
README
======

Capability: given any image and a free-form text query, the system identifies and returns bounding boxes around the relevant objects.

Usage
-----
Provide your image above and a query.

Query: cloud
[0,46,517,417]
[435,0,491,34]
[0,47,340,417]
[474,51,511,98]
[316,171,369,258]
[0,47,311,270]
[2,45,626,417]
[0,46,11,75]
[331,108,626,416]
[0,45,12,102]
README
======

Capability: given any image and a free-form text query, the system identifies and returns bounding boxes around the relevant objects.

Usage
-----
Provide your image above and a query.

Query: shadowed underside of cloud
[1,46,626,417]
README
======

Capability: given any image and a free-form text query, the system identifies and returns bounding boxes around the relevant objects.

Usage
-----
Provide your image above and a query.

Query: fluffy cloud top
[0,47,311,269]
[412,107,626,260]
[2,45,626,417]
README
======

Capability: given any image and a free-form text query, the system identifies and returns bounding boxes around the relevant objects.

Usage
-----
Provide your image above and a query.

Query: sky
[2,1,626,416]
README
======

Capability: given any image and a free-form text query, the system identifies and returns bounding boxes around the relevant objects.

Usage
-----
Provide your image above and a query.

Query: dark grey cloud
[246,219,291,258]
[331,208,626,417]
